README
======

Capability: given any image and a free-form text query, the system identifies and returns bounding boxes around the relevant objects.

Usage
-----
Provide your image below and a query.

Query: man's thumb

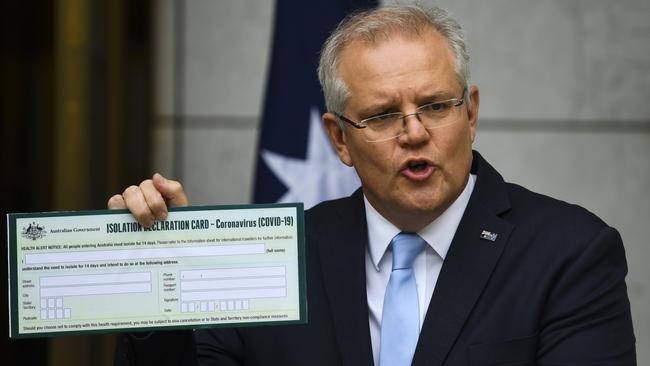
[152,173,189,207]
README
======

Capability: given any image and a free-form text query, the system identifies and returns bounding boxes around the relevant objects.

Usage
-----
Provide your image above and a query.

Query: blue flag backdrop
[253,0,377,208]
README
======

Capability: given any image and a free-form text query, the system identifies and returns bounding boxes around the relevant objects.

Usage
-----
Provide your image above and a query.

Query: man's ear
[467,85,480,143]
[323,112,353,166]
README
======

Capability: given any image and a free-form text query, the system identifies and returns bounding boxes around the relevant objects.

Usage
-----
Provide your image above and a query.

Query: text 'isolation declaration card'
[7,203,305,338]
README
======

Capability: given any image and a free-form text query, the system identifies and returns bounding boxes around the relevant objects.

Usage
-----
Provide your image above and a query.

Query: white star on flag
[261,106,360,209]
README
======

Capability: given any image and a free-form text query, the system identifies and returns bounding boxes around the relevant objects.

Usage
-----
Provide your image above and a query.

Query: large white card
[7,203,306,338]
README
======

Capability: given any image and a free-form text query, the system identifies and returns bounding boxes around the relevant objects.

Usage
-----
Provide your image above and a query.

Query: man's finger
[107,194,127,209]
[122,185,156,227]
[140,179,168,221]
[152,173,189,207]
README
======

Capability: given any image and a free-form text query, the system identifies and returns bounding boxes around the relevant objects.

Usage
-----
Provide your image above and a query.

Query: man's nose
[400,113,430,143]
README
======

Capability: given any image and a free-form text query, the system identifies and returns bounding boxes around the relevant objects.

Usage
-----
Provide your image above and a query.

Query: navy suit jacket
[117,152,636,365]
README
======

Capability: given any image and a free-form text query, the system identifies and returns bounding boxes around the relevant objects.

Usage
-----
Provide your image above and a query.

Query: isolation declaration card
[7,203,305,338]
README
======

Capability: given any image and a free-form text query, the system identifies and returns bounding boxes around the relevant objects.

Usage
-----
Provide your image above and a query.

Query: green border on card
[7,202,307,338]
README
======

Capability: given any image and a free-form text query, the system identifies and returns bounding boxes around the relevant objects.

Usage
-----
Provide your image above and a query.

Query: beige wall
[153,0,650,361]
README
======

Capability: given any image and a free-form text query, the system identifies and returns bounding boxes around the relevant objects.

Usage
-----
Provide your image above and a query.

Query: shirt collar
[364,174,476,270]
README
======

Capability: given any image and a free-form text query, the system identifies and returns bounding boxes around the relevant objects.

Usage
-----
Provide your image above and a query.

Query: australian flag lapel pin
[480,230,498,242]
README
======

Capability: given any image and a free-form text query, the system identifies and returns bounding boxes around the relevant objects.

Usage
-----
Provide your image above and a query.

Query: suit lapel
[316,190,374,366]
[412,152,514,366]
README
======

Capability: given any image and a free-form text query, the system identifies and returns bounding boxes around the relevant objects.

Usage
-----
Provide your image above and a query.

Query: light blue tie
[379,232,427,366]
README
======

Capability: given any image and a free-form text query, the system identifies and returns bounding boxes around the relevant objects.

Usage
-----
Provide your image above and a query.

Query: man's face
[323,29,480,232]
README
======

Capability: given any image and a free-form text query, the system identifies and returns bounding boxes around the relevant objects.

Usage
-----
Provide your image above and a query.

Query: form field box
[25,244,265,265]
[181,277,285,291]
[40,272,151,287]
[40,283,151,297]
[181,287,287,302]
[180,266,285,280]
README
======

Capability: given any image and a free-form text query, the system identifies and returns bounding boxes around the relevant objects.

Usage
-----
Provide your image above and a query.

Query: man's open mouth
[408,161,429,172]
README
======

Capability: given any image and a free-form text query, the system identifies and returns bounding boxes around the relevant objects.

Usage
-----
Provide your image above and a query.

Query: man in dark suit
[110,5,636,365]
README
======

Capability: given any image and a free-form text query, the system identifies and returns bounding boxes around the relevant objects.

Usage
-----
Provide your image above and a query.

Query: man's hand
[107,173,189,227]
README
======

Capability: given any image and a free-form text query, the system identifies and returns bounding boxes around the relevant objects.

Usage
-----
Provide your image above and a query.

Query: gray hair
[317,4,470,115]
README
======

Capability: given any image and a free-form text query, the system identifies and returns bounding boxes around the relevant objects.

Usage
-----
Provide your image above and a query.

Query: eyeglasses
[335,88,467,142]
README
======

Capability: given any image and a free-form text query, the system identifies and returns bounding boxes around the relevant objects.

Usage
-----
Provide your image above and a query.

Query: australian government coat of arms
[21,222,46,241]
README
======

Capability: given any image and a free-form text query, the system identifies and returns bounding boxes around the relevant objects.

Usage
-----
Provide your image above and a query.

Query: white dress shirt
[364,174,476,365]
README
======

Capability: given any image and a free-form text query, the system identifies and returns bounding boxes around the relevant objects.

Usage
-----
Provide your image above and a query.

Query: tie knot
[390,232,426,270]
